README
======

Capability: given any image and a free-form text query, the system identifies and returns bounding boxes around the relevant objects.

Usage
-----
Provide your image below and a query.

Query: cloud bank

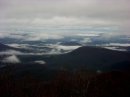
[0,50,23,55]
[0,0,130,39]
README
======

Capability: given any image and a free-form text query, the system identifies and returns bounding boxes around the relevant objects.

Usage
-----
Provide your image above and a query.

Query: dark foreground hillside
[0,45,130,97]
[0,69,130,97]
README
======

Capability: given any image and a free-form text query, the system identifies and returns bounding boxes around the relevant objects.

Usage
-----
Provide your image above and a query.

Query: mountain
[1,45,130,73]
[46,46,130,71]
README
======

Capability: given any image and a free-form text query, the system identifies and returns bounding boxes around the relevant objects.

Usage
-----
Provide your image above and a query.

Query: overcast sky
[0,0,130,38]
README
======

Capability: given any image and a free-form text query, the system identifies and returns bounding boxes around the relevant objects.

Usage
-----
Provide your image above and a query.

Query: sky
[0,0,130,40]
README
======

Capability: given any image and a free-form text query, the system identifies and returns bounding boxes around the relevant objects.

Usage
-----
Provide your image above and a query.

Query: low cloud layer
[0,50,23,55]
[105,43,130,47]
[2,55,21,63]
[34,60,46,65]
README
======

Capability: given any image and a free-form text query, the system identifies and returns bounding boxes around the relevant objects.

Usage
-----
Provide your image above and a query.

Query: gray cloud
[0,0,130,36]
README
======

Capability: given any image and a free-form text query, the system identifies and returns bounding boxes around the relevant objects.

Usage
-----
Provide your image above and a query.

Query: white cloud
[56,45,81,51]
[0,33,10,38]
[103,47,127,51]
[6,43,30,49]
[0,32,26,39]
[45,44,81,54]
[25,33,64,41]
[0,50,23,55]
[77,33,100,37]
[105,43,130,47]
[34,60,46,65]
[0,31,64,41]
[2,55,21,63]
[47,44,81,51]
[80,38,92,44]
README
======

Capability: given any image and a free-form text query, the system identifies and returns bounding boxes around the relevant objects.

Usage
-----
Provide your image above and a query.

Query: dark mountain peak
[70,46,115,56]
[49,46,130,71]
[70,46,129,56]
[70,46,105,53]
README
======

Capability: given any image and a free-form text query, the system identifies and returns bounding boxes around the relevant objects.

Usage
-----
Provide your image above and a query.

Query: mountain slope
[46,46,130,71]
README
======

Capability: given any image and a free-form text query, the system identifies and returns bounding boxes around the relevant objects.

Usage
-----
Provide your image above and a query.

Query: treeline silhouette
[0,68,130,97]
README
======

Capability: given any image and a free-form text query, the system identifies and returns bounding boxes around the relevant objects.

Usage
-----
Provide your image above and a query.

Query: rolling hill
[45,46,130,71]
